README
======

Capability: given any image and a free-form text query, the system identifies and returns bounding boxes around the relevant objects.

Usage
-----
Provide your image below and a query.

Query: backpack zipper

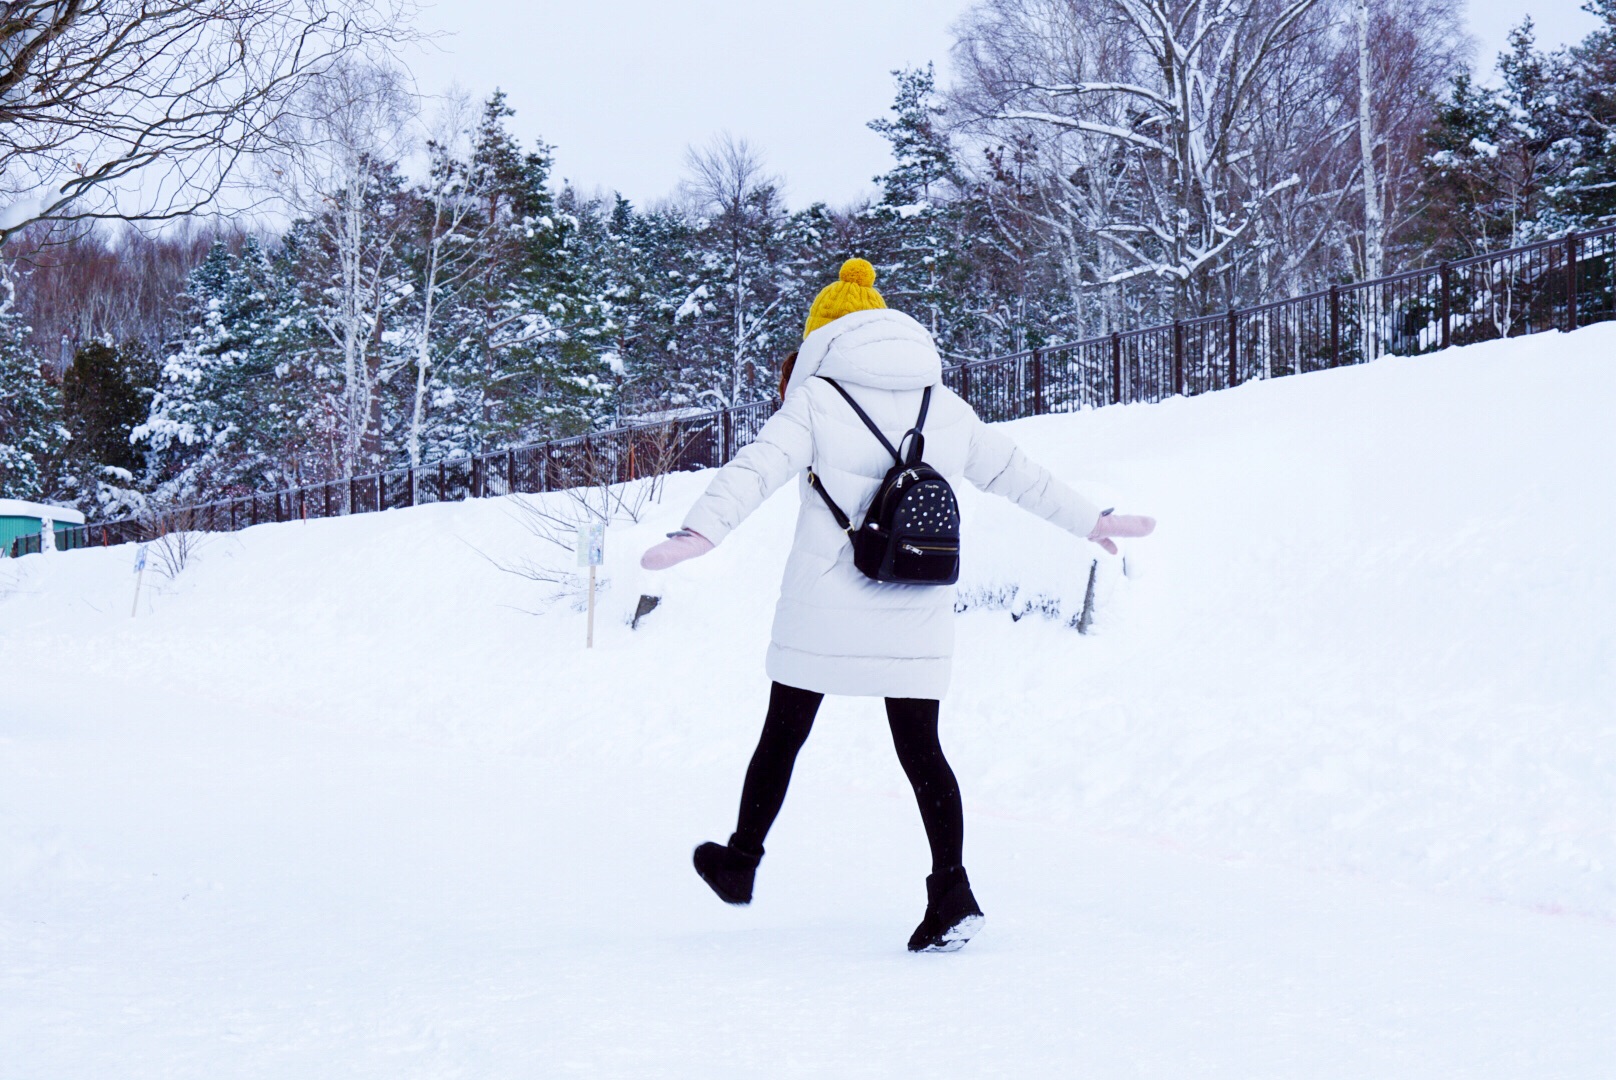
[901,542,958,556]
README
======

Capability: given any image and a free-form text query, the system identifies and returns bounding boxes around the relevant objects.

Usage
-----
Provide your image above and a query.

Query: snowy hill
[3,327,1613,1076]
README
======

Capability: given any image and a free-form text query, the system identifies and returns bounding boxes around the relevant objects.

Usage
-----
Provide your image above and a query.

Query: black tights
[731,682,965,873]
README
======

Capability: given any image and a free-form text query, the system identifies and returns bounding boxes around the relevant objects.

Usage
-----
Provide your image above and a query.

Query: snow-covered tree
[0,261,66,500]
[273,60,417,478]
[679,135,794,408]
[961,0,1330,317]
[1553,1,1616,227]
[133,239,310,499]
[862,66,965,336]
[422,97,612,452]
[1421,21,1578,257]
[591,198,709,414]
[398,91,503,466]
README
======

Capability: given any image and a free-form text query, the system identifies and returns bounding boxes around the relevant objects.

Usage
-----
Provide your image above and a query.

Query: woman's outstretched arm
[963,415,1153,554]
[642,390,816,570]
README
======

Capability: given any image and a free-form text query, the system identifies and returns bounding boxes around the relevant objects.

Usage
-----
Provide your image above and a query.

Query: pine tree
[134,239,309,499]
[426,93,613,453]
[62,341,152,476]
[0,263,67,502]
[1421,21,1578,256]
[863,65,964,339]
[1556,0,1616,226]
[603,200,709,414]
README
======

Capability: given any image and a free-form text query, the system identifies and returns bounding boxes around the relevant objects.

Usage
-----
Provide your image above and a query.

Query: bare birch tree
[952,0,1466,334]
[404,91,499,469]
[1356,0,1384,282]
[958,0,1326,317]
[954,0,1144,332]
[681,134,785,408]
[272,59,416,478]
[0,0,414,246]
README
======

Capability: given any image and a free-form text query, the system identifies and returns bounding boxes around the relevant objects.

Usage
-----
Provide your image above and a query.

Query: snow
[0,498,85,524]
[674,284,710,322]
[2,327,1613,1075]
[0,193,48,233]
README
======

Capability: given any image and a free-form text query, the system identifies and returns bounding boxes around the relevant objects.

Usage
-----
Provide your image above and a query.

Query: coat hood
[784,308,941,398]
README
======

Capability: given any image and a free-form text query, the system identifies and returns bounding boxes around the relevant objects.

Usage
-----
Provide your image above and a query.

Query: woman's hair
[778,351,798,400]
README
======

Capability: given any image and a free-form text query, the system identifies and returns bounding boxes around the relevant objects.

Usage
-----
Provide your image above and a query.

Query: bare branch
[0,1,422,246]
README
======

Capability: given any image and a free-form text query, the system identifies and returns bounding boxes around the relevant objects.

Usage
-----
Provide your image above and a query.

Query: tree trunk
[1358,0,1384,283]
[1358,0,1385,364]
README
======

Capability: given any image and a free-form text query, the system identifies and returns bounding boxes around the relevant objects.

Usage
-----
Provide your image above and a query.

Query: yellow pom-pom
[839,258,876,288]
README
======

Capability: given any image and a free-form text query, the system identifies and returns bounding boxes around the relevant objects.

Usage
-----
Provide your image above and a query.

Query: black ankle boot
[907,866,985,952]
[692,834,763,905]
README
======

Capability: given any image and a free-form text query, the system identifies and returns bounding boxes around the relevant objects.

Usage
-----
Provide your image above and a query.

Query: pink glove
[640,529,714,570]
[1088,510,1155,555]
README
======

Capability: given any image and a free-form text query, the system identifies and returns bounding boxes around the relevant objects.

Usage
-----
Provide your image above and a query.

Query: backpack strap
[819,377,902,463]
[914,385,933,430]
[903,387,932,465]
[806,469,854,536]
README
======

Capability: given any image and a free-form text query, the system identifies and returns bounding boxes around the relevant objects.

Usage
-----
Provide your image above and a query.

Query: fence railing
[11,224,1614,560]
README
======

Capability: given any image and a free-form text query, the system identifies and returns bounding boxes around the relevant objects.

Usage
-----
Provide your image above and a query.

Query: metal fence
[11,225,1613,559]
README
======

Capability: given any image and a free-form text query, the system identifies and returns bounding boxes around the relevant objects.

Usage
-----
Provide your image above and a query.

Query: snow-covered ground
[3,328,1613,1077]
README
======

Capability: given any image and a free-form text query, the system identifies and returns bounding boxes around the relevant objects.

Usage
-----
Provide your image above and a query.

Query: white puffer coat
[682,308,1103,699]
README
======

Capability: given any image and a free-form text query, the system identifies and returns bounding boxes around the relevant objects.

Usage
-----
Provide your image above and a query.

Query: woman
[640,259,1155,952]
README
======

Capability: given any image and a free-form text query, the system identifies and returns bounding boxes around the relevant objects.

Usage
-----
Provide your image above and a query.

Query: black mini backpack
[806,377,961,586]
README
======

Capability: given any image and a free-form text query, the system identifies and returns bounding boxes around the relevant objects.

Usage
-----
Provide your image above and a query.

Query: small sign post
[131,544,148,618]
[577,522,605,648]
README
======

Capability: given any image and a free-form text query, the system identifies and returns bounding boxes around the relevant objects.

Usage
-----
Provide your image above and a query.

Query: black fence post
[1566,232,1579,332]
[1110,332,1122,405]
[406,467,415,507]
[507,449,516,494]
[1227,308,1239,388]
[1172,320,1185,395]
[1329,285,1342,368]
[349,476,358,515]
[960,363,971,408]
[1031,348,1045,416]
[378,473,387,512]
[1439,262,1452,349]
[720,410,732,466]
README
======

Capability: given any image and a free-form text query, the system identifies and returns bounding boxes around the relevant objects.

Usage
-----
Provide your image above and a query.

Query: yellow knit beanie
[803,258,886,339]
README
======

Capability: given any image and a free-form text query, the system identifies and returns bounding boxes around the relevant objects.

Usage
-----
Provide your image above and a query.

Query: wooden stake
[586,564,597,648]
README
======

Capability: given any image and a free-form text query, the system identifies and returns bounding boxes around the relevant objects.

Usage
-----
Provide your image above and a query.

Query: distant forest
[5,1,1615,518]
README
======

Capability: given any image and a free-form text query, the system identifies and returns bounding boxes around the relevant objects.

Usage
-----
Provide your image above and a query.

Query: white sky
[404,0,1603,210]
[405,0,975,208]
[1469,1,1601,75]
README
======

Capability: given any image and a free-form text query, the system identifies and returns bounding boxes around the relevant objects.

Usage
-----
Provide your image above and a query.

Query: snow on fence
[11,226,1615,558]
